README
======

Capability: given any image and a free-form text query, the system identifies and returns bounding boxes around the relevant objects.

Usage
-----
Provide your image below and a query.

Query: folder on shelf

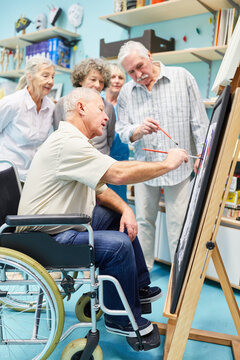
[215,8,236,46]
[227,8,236,44]
[217,8,228,46]
[214,9,221,46]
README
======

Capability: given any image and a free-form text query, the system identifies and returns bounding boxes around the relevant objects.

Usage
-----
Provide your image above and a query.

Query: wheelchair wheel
[0,247,64,360]
[61,338,103,360]
[75,293,103,322]
[0,270,48,312]
[0,269,74,312]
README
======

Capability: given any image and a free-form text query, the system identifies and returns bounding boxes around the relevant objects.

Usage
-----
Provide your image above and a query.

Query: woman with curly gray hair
[54,58,116,155]
[70,58,111,89]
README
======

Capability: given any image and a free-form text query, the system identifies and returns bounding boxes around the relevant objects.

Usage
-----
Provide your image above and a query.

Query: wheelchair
[0,160,158,359]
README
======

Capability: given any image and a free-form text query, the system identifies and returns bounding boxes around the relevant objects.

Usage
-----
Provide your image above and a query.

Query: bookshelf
[103,44,227,63]
[152,44,227,64]
[0,65,72,79]
[100,0,240,28]
[99,1,240,98]
[0,27,80,50]
[0,27,80,77]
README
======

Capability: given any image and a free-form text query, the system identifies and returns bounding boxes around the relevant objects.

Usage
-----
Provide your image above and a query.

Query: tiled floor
[47,262,240,359]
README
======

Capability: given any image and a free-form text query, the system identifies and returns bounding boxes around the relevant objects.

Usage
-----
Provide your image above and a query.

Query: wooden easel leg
[155,320,179,359]
[232,340,240,360]
[212,244,240,336]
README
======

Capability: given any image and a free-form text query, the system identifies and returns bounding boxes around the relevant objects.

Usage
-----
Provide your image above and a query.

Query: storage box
[229,175,240,192]
[225,190,240,207]
[100,29,175,58]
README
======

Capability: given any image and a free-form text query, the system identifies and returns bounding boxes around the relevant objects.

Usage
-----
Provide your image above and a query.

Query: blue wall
[0,0,222,99]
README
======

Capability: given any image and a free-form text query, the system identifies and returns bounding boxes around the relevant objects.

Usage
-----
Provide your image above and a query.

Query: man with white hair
[18,87,188,349]
[116,41,209,268]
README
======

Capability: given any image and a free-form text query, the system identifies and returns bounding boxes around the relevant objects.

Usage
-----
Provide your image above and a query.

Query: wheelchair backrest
[0,161,21,227]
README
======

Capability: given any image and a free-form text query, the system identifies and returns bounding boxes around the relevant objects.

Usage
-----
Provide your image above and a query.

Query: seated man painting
[17,87,188,349]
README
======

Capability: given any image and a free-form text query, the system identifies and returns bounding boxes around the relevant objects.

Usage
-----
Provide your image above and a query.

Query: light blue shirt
[116,62,209,186]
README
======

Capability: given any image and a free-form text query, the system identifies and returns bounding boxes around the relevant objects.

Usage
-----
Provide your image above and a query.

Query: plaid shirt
[116,62,209,186]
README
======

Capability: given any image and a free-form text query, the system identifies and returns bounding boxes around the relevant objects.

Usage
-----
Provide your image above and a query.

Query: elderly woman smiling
[0,55,55,183]
[54,58,116,155]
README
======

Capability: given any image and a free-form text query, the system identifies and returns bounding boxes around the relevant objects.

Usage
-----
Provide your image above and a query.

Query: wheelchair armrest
[5,214,91,227]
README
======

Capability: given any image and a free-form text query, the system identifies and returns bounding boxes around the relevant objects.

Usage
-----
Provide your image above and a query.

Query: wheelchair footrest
[141,302,152,314]
[126,324,160,352]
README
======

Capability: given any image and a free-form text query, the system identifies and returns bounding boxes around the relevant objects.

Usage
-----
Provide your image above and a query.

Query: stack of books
[223,173,240,218]
[26,38,71,68]
[214,8,236,46]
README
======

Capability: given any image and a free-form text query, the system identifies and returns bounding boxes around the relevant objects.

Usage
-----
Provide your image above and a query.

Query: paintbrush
[142,148,202,160]
[157,125,179,146]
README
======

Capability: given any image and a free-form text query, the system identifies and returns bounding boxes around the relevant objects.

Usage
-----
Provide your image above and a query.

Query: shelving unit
[203,99,216,108]
[152,44,227,64]
[100,0,240,99]
[0,26,80,50]
[101,44,227,64]
[0,65,72,79]
[100,0,240,28]
[0,27,80,77]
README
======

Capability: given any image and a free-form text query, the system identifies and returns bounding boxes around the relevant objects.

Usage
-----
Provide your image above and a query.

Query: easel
[156,78,240,359]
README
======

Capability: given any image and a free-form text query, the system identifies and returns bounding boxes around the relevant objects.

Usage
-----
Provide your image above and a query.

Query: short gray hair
[16,55,54,90]
[118,41,149,66]
[108,63,125,81]
[64,87,100,116]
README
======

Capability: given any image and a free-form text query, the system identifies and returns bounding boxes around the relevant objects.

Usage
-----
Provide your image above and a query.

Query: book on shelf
[229,175,240,192]
[223,206,240,218]
[214,9,221,46]
[225,190,240,208]
[25,38,71,68]
[50,38,71,68]
[227,8,236,44]
[224,187,240,219]
[214,8,236,46]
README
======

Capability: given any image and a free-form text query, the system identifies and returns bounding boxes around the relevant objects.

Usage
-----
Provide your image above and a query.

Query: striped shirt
[116,62,209,186]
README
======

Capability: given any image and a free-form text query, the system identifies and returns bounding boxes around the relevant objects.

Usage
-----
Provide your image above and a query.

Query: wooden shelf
[55,65,72,74]
[0,65,72,79]
[221,216,240,229]
[128,194,240,229]
[100,0,240,28]
[102,44,227,64]
[152,44,227,64]
[203,99,216,108]
[0,69,24,78]
[0,26,80,50]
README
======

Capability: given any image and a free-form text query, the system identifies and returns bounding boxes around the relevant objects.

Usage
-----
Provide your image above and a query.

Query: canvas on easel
[170,84,231,314]
[156,14,240,358]
[158,85,240,359]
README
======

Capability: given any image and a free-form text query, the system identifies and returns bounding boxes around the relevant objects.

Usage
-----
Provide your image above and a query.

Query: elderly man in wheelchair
[0,87,188,359]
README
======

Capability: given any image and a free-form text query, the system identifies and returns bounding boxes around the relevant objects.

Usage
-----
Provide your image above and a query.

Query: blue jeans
[53,205,150,325]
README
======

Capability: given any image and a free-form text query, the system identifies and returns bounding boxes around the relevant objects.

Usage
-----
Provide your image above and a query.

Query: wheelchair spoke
[0,248,64,360]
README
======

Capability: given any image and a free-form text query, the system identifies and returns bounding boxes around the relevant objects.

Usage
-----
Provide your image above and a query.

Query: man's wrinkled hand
[119,207,138,242]
[140,117,159,136]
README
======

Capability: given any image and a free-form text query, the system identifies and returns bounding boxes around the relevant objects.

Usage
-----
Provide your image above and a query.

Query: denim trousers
[53,205,150,325]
